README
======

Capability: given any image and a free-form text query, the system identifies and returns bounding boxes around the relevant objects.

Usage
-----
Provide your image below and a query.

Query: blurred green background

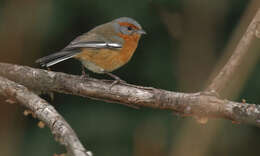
[0,0,260,156]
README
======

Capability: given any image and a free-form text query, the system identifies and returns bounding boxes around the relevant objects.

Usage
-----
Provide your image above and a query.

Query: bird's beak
[136,29,147,35]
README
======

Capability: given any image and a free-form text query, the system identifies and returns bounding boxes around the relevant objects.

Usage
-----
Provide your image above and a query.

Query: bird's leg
[80,65,89,79]
[81,65,86,75]
[105,72,125,83]
[104,72,126,88]
[105,72,155,90]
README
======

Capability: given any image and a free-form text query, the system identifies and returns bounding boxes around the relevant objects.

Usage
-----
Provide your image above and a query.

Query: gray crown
[113,17,142,29]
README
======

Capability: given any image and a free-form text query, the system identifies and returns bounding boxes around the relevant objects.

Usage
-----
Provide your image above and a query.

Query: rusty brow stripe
[118,22,140,30]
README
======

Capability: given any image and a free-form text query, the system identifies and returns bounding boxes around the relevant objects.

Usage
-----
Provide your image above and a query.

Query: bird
[36,17,146,82]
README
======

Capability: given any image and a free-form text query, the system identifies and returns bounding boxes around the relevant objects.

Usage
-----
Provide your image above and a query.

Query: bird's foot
[126,84,155,90]
[103,72,126,88]
[109,79,125,89]
[80,73,90,80]
[104,72,155,90]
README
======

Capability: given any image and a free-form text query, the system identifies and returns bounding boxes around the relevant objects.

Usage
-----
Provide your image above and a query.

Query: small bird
[36,17,146,81]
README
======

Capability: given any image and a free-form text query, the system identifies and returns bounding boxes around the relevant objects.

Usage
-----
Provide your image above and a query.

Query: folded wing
[36,37,122,67]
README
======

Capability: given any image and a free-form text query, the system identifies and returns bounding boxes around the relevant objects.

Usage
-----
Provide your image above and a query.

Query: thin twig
[0,76,91,156]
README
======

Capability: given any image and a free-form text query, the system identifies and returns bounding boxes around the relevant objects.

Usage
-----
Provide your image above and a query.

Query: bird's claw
[109,79,126,89]
[80,74,90,80]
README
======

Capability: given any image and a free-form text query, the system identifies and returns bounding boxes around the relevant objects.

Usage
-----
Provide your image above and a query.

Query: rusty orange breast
[74,34,141,72]
[117,33,141,64]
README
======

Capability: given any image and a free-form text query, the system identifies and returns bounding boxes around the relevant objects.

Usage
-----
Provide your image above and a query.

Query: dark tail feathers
[36,51,80,67]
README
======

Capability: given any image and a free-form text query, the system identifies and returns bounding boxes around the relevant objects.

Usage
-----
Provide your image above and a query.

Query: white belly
[80,59,105,74]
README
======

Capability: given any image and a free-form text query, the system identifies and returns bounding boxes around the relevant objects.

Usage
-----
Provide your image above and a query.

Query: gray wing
[64,41,122,50]
[36,33,123,67]
[63,33,122,51]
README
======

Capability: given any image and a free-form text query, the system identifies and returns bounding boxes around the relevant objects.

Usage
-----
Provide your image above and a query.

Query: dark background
[0,0,260,156]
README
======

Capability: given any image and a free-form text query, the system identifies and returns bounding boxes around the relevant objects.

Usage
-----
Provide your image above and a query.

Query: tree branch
[0,63,260,127]
[0,76,91,156]
[207,8,260,92]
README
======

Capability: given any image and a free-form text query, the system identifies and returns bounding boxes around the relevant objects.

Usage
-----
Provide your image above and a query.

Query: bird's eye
[127,26,133,31]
